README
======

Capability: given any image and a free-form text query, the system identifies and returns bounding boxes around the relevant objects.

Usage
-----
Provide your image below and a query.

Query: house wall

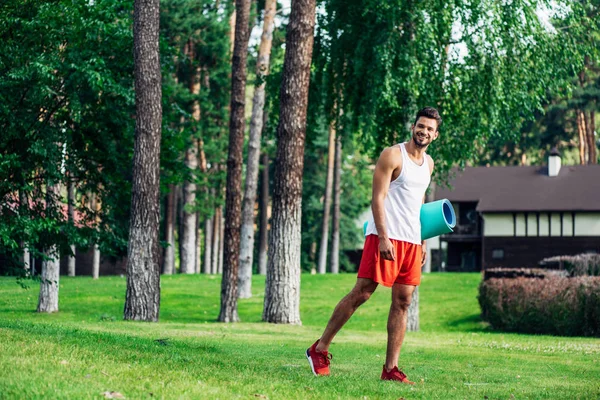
[483,212,600,237]
[483,214,513,236]
[483,236,600,269]
[575,213,600,235]
[481,212,600,269]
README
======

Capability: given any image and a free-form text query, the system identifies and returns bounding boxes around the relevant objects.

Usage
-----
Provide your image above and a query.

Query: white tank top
[365,142,431,244]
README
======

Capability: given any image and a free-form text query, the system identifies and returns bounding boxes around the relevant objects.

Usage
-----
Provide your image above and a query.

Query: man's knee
[350,285,376,307]
[391,295,411,311]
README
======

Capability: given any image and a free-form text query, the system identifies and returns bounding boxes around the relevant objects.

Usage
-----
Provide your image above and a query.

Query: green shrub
[479,276,600,337]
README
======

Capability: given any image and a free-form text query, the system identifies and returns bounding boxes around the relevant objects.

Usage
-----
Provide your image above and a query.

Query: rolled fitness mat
[420,199,456,240]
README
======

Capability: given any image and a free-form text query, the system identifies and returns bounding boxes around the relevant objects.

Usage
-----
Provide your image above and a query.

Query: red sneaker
[381,366,415,384]
[306,340,332,376]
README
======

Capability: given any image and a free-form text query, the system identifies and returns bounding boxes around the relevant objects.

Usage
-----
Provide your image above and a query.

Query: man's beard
[412,133,429,148]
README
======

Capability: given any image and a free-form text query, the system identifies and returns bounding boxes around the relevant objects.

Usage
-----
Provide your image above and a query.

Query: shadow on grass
[446,313,492,332]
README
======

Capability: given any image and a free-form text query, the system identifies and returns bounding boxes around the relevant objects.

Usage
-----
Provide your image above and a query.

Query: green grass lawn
[0,273,598,399]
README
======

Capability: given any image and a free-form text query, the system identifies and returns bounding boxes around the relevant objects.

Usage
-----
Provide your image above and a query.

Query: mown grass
[0,273,598,399]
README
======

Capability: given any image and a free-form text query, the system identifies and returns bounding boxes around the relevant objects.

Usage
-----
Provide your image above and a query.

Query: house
[431,152,600,271]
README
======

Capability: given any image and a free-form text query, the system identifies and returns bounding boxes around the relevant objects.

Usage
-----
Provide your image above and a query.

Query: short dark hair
[414,107,442,131]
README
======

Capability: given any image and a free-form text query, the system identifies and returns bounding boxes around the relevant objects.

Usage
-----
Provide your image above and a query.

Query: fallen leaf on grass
[102,391,125,399]
[60,360,68,365]
[253,395,268,399]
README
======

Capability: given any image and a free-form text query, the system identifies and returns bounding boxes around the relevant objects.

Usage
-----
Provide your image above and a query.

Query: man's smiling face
[411,117,439,149]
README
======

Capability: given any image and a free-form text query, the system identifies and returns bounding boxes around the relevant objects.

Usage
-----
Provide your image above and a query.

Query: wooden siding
[483,236,600,269]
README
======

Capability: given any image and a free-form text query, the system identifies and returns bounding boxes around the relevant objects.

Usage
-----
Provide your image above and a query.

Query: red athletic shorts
[357,234,422,287]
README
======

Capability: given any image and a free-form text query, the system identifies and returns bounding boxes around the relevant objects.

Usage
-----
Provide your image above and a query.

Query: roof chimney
[548,147,561,177]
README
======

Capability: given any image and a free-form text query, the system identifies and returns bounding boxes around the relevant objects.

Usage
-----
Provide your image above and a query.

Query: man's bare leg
[384,283,415,371]
[315,278,379,352]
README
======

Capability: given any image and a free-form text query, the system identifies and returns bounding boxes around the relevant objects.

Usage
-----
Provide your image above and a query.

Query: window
[492,249,504,260]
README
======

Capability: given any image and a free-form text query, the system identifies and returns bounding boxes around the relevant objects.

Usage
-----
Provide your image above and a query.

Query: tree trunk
[218,212,225,274]
[238,0,277,299]
[212,206,221,274]
[180,140,198,274]
[258,151,269,275]
[263,0,317,324]
[37,183,61,313]
[177,185,184,268]
[22,246,30,272]
[196,211,202,273]
[317,114,336,274]
[90,192,100,280]
[203,217,213,274]
[124,0,162,322]
[219,0,252,322]
[162,185,175,274]
[181,41,202,274]
[577,109,588,165]
[38,247,60,313]
[330,134,342,274]
[92,244,100,278]
[229,9,236,56]
[67,179,76,276]
[586,110,597,164]
[19,190,30,272]
[407,286,419,331]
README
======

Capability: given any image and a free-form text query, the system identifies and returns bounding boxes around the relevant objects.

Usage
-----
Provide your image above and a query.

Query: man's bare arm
[372,147,401,260]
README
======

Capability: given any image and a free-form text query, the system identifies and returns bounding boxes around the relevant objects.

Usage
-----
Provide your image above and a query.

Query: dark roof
[434,165,600,212]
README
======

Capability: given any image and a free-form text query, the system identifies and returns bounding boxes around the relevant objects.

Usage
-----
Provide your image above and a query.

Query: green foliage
[0,0,135,267]
[160,0,232,220]
[0,0,234,272]
[315,0,593,178]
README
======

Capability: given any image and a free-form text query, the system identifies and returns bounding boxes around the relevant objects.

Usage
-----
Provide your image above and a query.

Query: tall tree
[330,133,342,274]
[67,178,76,277]
[263,0,317,324]
[90,193,101,279]
[316,113,336,274]
[218,0,252,322]
[258,151,270,275]
[211,206,221,274]
[162,184,176,274]
[238,0,277,298]
[124,0,163,322]
[180,40,200,275]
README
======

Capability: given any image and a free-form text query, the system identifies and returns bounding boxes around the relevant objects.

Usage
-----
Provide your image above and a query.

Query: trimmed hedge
[539,254,600,276]
[479,276,600,337]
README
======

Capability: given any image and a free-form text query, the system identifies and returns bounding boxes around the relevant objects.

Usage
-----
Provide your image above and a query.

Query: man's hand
[421,242,427,266]
[379,237,396,261]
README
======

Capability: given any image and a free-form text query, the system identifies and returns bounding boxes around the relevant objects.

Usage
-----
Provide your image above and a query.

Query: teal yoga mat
[420,199,456,240]
[362,199,456,240]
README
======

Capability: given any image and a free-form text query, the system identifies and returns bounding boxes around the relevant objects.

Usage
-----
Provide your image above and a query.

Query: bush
[483,268,568,280]
[539,253,600,276]
[479,276,600,337]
